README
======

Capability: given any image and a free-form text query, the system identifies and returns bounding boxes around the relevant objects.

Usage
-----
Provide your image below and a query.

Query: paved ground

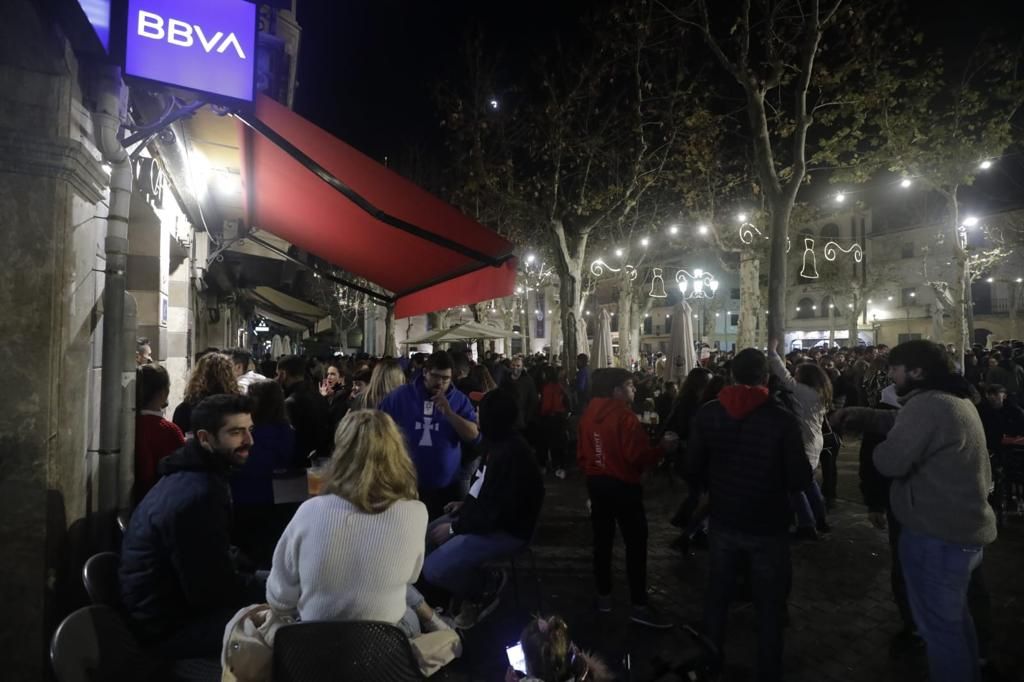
[436,440,1024,681]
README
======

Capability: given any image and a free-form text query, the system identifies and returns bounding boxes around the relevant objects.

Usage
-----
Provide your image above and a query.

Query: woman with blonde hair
[354,357,407,410]
[267,410,451,635]
[171,352,238,434]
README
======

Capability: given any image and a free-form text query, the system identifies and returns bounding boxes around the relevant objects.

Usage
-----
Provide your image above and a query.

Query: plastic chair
[50,605,160,682]
[273,620,425,682]
[82,551,121,608]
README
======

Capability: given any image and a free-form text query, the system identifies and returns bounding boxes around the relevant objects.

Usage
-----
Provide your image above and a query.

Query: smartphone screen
[506,642,526,672]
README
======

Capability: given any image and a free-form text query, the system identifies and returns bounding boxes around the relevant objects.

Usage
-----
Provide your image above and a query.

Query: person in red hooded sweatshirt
[687,348,811,682]
[577,368,679,630]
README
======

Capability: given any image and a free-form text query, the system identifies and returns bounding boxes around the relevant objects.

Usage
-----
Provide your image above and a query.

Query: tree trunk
[950,254,969,361]
[737,250,760,350]
[383,304,396,357]
[1010,282,1020,340]
[550,218,590,381]
[767,204,793,342]
[520,292,533,357]
[847,291,862,349]
[828,305,836,347]
[617,276,634,370]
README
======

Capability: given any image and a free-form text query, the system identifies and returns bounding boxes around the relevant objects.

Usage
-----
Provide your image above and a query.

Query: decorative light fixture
[590,258,637,280]
[737,213,748,223]
[800,238,820,278]
[823,240,864,263]
[649,267,667,298]
[675,268,718,299]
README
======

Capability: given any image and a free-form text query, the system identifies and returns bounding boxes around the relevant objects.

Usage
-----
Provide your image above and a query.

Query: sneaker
[596,593,612,613]
[423,611,456,633]
[630,604,674,630]
[454,569,507,630]
[555,468,567,480]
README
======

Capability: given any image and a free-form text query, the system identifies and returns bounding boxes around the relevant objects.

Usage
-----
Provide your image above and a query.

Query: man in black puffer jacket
[687,348,811,682]
[120,394,265,659]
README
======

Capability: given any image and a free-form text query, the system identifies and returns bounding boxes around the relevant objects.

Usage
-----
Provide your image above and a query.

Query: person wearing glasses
[381,351,481,518]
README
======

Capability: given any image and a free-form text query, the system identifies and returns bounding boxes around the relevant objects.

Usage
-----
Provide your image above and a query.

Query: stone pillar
[0,3,111,677]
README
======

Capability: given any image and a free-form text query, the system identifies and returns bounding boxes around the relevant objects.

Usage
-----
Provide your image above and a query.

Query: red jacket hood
[717,385,770,420]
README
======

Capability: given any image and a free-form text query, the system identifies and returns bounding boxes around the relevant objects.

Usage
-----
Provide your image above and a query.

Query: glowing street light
[640,237,650,247]
[986,277,994,283]
[669,224,679,235]
[887,295,894,301]
[1017,277,1023,283]
[615,248,624,257]
[737,213,748,223]
[698,224,709,235]
[900,178,912,188]
[980,160,993,170]
[834,192,846,203]
[963,216,980,228]
[526,253,536,263]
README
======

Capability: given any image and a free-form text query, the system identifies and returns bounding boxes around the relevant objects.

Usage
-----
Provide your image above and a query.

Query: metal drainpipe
[93,66,132,547]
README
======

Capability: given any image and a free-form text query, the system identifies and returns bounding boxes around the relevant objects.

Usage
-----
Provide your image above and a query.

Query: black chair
[82,551,121,608]
[273,621,425,682]
[50,605,161,682]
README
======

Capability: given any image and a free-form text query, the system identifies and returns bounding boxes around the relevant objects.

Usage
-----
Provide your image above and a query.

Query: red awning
[237,94,516,318]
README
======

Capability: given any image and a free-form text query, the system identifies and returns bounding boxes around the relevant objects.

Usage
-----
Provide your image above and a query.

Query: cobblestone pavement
[437,440,1024,681]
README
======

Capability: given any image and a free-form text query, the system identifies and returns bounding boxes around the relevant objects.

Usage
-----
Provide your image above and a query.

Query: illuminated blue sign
[76,0,111,52]
[124,0,257,102]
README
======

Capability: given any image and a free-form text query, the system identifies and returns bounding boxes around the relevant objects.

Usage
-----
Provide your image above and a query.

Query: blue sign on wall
[124,0,257,102]
[76,0,112,52]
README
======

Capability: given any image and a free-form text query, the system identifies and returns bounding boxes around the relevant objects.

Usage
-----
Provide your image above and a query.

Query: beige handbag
[221,604,295,682]
[410,629,463,677]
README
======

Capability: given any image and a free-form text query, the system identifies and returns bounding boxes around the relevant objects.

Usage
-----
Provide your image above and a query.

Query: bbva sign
[136,10,248,59]
[124,0,257,101]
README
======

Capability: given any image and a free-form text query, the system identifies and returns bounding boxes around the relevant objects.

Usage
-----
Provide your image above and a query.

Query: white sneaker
[555,468,567,479]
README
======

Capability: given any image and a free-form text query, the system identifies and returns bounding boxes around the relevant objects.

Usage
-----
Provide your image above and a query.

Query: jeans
[791,480,828,529]
[704,524,791,682]
[587,476,649,605]
[885,509,915,631]
[422,514,524,599]
[898,527,984,682]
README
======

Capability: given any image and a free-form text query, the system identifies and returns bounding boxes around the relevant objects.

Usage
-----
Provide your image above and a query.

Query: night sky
[293,0,1024,214]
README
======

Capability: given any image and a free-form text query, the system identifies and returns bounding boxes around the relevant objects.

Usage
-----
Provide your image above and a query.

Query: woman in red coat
[134,363,185,503]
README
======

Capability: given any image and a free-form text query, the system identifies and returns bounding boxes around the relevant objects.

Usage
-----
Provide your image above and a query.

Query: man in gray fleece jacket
[833,340,996,682]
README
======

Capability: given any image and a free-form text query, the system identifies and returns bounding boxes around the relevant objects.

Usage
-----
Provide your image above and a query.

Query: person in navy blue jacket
[380,350,480,518]
[120,394,265,659]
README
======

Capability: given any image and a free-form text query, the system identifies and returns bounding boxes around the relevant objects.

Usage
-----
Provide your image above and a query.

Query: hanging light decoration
[649,267,667,298]
[800,238,820,279]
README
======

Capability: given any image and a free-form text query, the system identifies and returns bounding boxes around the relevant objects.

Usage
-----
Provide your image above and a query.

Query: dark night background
[293,0,1024,212]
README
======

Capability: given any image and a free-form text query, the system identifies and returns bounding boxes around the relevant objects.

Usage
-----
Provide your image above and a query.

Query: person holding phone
[503,616,612,682]
[381,351,481,518]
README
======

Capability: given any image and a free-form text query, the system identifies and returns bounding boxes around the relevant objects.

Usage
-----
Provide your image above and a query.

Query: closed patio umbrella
[666,300,697,384]
[593,309,614,369]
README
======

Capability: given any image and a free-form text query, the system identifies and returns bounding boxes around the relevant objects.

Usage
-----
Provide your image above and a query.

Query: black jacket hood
[157,438,230,477]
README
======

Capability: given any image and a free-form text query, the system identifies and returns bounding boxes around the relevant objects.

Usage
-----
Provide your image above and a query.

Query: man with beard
[832,340,997,682]
[381,351,481,518]
[120,394,266,659]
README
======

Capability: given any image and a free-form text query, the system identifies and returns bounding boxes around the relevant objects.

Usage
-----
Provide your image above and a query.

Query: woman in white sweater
[266,409,446,634]
[768,340,832,538]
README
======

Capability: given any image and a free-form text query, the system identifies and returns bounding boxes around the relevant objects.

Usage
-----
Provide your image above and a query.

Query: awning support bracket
[233,109,507,268]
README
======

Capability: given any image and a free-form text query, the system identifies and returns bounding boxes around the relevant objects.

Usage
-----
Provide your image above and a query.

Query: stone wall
[0,3,110,677]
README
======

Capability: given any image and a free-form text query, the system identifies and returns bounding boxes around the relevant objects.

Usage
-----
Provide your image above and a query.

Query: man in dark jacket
[688,348,812,682]
[277,354,331,467]
[422,389,544,629]
[501,354,539,432]
[120,394,265,659]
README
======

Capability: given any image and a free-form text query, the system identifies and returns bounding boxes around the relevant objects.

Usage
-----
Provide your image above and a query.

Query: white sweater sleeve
[266,511,302,616]
[769,352,798,389]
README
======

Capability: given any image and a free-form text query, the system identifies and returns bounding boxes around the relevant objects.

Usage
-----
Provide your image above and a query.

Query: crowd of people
[117,334,1024,680]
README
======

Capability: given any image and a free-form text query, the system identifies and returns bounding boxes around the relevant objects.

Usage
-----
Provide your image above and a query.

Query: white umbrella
[593,309,614,369]
[666,300,697,384]
[271,334,284,358]
[282,336,292,356]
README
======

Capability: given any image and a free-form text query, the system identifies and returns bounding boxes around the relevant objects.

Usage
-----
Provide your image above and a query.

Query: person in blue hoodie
[380,350,481,518]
